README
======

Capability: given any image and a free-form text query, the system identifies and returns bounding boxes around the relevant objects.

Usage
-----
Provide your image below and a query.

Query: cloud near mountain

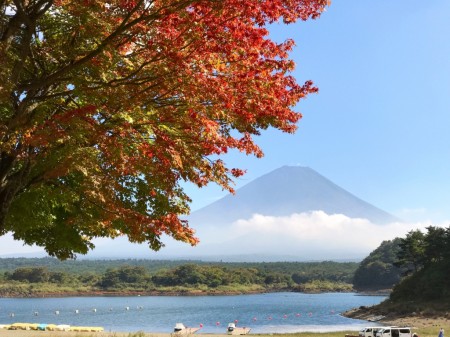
[190,211,431,260]
[89,211,434,261]
[0,166,438,261]
[0,213,438,261]
[151,166,427,261]
[187,165,399,230]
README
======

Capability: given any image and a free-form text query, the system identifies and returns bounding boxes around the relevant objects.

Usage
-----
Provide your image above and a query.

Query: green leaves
[0,0,327,258]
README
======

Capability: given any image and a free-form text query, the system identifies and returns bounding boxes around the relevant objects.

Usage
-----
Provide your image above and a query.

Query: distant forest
[0,258,357,297]
[3,225,447,302]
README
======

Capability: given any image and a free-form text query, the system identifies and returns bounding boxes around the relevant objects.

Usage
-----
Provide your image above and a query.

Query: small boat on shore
[172,323,200,335]
[227,323,251,335]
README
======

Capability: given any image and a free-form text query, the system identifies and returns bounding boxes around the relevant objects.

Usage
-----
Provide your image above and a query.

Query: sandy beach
[343,307,450,330]
[0,331,229,337]
[380,316,450,329]
[0,316,448,337]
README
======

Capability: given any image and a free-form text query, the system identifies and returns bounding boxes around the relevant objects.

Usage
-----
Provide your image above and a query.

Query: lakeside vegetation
[0,259,356,297]
[348,225,450,319]
[2,225,449,322]
[378,226,450,313]
[352,238,403,291]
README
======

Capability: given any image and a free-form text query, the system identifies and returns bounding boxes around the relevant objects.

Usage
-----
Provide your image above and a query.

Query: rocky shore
[343,306,450,329]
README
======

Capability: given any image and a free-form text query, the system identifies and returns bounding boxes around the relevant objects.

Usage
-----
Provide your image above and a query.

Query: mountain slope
[189,165,398,226]
[78,166,401,261]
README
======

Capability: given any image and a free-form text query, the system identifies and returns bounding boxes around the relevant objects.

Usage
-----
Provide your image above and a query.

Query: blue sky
[1,1,450,257]
[186,0,450,223]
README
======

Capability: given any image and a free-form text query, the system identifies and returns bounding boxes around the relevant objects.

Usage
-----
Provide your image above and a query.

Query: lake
[0,292,386,333]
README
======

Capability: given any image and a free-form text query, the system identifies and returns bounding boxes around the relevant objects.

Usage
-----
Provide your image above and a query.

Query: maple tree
[0,0,327,259]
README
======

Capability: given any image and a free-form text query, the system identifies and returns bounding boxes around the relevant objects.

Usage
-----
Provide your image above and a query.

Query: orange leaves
[118,0,138,11]
[231,168,246,178]
[1,0,326,258]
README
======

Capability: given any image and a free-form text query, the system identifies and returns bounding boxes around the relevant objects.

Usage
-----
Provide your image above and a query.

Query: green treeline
[390,226,450,303]
[352,225,450,315]
[353,225,450,302]
[0,259,356,296]
[352,239,403,291]
[3,224,448,302]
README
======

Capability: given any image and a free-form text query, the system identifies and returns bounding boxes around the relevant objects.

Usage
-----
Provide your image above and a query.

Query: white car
[360,327,383,337]
[376,327,412,337]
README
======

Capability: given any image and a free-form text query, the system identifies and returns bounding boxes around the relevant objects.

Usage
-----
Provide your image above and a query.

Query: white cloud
[199,211,445,260]
[0,212,447,261]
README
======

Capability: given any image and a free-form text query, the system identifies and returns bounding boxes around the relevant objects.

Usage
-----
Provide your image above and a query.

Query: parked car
[376,327,412,337]
[360,327,383,337]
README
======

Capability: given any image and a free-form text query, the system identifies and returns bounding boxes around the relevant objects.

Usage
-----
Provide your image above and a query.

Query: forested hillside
[352,239,402,291]
[389,226,450,305]
[0,258,357,297]
[347,225,450,318]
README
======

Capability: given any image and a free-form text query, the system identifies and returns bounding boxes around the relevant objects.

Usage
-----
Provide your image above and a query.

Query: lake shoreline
[0,331,205,337]
[0,292,387,334]
[342,306,450,329]
[1,318,450,337]
[0,288,368,298]
[6,292,447,336]
[0,289,279,298]
[1,331,233,337]
[1,309,449,337]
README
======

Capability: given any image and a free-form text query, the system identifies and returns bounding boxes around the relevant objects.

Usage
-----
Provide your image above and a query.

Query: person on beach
[438,328,444,337]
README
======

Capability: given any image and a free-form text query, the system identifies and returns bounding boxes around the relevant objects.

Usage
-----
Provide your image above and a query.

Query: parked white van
[376,327,412,337]
[360,327,383,337]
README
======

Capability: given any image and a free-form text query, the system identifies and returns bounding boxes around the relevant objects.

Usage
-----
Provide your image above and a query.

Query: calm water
[0,292,386,333]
